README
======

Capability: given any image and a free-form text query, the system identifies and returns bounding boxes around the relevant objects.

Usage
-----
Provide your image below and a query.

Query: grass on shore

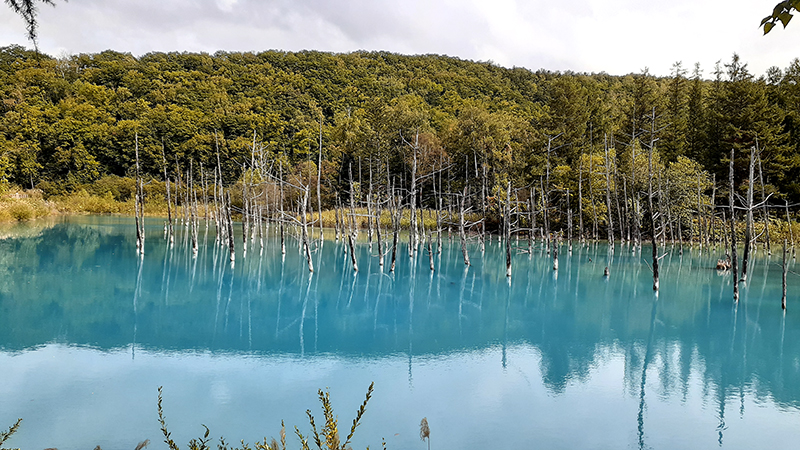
[3,186,800,247]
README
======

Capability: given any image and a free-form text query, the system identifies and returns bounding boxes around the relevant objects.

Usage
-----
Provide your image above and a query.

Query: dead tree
[648,142,659,291]
[226,191,235,263]
[134,132,144,255]
[786,200,796,258]
[401,130,420,257]
[318,116,324,241]
[390,180,400,272]
[459,186,471,266]
[741,145,756,283]
[783,239,788,310]
[505,181,512,277]
[347,164,358,272]
[162,142,174,245]
[757,152,771,254]
[604,135,615,249]
[279,161,286,255]
[578,155,585,243]
[190,161,198,256]
[730,148,739,302]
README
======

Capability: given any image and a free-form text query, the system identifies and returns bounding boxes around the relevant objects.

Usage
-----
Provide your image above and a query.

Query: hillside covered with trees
[0,46,799,243]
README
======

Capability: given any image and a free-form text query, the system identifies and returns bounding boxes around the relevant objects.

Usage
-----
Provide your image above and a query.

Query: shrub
[0,418,22,450]
[157,383,376,450]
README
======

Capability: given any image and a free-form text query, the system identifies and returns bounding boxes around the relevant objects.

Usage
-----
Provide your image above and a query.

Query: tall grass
[158,383,377,450]
[0,189,54,222]
[0,418,21,450]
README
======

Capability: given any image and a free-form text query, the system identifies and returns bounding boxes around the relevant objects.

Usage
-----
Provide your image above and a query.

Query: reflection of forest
[0,218,799,414]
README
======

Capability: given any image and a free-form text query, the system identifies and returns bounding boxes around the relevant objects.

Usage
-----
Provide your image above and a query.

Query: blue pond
[0,215,799,450]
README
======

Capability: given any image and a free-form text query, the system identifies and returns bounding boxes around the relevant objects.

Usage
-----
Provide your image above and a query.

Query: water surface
[0,216,799,450]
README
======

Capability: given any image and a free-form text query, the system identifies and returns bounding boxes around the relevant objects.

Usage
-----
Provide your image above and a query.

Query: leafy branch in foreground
[159,382,376,450]
[0,418,22,450]
[762,0,800,33]
[296,382,374,450]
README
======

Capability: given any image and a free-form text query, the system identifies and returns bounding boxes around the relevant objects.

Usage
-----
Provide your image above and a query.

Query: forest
[1,45,799,254]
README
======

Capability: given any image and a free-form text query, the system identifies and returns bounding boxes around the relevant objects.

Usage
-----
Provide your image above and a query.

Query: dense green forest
[1,45,799,241]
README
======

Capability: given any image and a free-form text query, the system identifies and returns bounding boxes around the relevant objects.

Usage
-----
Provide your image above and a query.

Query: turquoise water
[1,216,800,450]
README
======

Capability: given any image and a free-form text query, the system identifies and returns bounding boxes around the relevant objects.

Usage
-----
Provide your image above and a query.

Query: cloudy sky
[1,0,799,77]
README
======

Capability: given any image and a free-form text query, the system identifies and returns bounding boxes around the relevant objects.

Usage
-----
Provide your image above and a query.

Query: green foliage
[0,418,21,450]
[762,0,800,33]
[158,383,375,450]
[1,47,800,235]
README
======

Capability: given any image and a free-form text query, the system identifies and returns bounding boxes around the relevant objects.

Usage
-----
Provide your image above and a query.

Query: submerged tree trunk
[741,145,756,284]
[783,239,788,310]
[301,187,314,273]
[162,143,174,245]
[460,186,470,266]
[505,181,512,277]
[757,153,771,255]
[604,136,614,248]
[730,148,739,302]
[648,144,659,291]
[348,164,359,272]
[226,191,235,263]
[279,161,286,255]
[318,117,324,241]
[787,200,796,258]
[134,132,144,255]
[578,154,584,242]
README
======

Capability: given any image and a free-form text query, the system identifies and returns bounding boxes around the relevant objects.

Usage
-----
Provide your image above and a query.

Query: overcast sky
[1,0,799,78]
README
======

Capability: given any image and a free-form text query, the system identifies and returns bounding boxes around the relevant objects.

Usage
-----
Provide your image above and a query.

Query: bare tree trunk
[658,173,668,247]
[528,188,534,254]
[604,135,614,248]
[476,155,485,253]
[460,186,470,266]
[567,188,573,253]
[722,209,729,258]
[318,116,324,240]
[134,132,144,255]
[757,152,771,255]
[648,143,659,291]
[783,239,788,310]
[242,163,249,257]
[409,132,419,257]
[301,187,314,272]
[214,133,222,241]
[706,174,727,247]
[226,191,235,263]
[505,181,512,277]
[613,150,625,244]
[787,200,796,258]
[590,150,598,240]
[162,143,173,245]
[279,161,286,255]
[742,146,755,283]
[710,175,717,245]
[730,148,739,302]
[578,154,584,242]
[367,159,374,251]
[348,164,359,272]
[697,171,703,248]
[376,191,384,266]
[390,184,399,272]
[541,178,550,253]
[424,201,435,272]
[201,162,209,228]
[190,160,197,256]
[553,243,559,271]
[623,177,630,245]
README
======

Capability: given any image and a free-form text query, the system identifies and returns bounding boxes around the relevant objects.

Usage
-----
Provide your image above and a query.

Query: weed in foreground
[158,382,377,450]
[0,418,21,450]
